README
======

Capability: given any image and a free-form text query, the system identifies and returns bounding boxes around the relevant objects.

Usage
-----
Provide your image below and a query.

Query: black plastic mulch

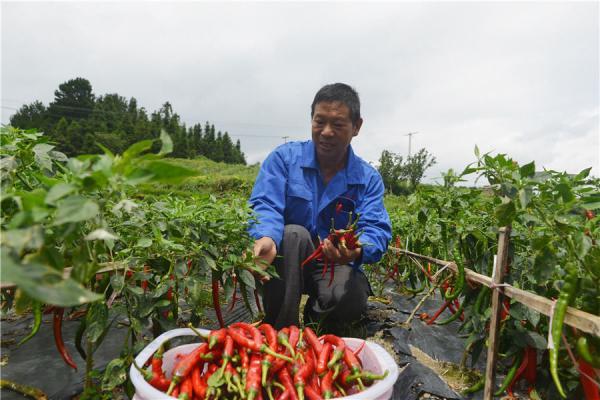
[2,285,497,400]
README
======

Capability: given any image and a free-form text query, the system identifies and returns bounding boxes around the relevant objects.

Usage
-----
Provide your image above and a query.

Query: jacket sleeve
[247,149,288,248]
[353,171,392,268]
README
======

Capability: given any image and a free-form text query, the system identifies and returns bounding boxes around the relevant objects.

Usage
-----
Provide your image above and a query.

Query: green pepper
[462,377,484,395]
[549,262,578,399]
[494,350,524,396]
[17,301,42,347]
[437,298,465,325]
[576,336,600,368]
[444,248,465,301]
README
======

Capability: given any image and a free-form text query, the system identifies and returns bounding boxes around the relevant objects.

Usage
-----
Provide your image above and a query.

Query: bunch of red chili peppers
[137,322,388,400]
[301,213,363,287]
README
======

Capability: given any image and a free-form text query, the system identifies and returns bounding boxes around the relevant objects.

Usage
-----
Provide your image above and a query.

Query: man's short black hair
[311,83,361,126]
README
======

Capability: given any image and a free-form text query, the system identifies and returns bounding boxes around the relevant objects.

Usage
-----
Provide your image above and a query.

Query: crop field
[1,127,599,400]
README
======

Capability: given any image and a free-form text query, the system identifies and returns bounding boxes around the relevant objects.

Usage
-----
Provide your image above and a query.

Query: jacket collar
[301,141,365,185]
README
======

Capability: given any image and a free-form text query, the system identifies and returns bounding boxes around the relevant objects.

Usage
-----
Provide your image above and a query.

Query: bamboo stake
[388,247,600,337]
[483,227,511,399]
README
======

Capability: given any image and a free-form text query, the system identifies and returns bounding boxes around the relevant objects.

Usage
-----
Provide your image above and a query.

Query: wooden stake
[483,226,511,400]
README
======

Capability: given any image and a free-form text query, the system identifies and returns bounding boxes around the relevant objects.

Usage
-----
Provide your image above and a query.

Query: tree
[9,101,48,130]
[48,77,95,121]
[378,150,404,194]
[377,148,436,194]
[404,148,437,190]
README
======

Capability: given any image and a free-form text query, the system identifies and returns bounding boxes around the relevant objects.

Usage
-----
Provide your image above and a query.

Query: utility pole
[282,135,290,143]
[405,132,418,157]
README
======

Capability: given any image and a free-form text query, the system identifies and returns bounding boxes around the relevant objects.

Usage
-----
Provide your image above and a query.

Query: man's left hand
[322,238,361,265]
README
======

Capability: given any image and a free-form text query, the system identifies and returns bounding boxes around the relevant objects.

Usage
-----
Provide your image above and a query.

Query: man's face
[311,101,362,162]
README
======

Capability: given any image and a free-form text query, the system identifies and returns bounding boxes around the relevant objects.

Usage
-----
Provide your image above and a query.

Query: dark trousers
[262,225,371,333]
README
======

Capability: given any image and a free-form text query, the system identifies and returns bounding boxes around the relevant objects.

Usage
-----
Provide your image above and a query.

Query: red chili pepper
[353,340,366,361]
[259,323,278,385]
[303,327,323,354]
[524,347,537,385]
[507,348,529,397]
[294,349,315,400]
[321,369,335,399]
[500,297,511,321]
[218,334,234,374]
[305,385,324,400]
[151,345,165,377]
[53,308,77,370]
[191,366,207,399]
[427,300,451,325]
[246,354,263,400]
[212,276,225,328]
[323,335,346,369]
[289,325,300,351]
[302,245,324,268]
[230,326,293,362]
[141,265,150,292]
[579,358,600,400]
[167,343,209,395]
[178,376,193,400]
[278,328,295,357]
[317,342,333,375]
[208,328,227,349]
[228,275,238,312]
[171,386,180,398]
[239,346,250,369]
[278,367,299,400]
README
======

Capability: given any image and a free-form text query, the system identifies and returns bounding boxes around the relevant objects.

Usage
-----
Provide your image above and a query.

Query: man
[249,83,391,333]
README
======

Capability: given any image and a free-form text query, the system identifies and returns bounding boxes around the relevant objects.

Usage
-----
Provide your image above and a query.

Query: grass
[139,156,260,197]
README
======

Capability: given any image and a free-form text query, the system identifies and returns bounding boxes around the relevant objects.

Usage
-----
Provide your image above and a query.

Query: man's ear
[353,118,363,137]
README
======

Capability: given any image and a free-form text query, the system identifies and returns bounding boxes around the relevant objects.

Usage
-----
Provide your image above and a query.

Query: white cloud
[2,1,598,179]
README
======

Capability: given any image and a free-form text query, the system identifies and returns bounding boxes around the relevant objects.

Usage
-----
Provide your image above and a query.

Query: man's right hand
[253,237,277,266]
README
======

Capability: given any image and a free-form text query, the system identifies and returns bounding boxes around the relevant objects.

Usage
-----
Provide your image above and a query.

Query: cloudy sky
[2,1,599,183]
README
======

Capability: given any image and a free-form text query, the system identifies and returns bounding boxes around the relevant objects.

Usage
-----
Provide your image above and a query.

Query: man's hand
[322,238,362,265]
[253,237,277,266]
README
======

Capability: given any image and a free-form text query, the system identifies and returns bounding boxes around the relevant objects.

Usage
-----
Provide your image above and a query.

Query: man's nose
[321,123,334,137]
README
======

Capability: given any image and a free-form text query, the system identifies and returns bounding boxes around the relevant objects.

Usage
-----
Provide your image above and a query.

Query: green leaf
[45,183,76,205]
[524,331,547,349]
[127,286,144,296]
[86,302,109,343]
[518,188,532,209]
[53,196,99,225]
[110,274,125,293]
[238,269,256,290]
[135,238,153,248]
[495,197,516,226]
[1,250,103,306]
[32,143,55,171]
[519,161,535,178]
[0,226,44,253]
[575,167,591,180]
[122,140,153,161]
[134,161,197,183]
[555,183,575,203]
[159,130,173,155]
[101,358,127,391]
[474,145,480,158]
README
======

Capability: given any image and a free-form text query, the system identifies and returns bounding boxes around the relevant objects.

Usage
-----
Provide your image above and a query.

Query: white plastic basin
[130,327,399,400]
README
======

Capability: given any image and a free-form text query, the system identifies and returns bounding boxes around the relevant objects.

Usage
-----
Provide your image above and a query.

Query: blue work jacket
[248,140,392,269]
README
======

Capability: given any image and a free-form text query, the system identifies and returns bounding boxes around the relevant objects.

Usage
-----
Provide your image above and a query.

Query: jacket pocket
[285,181,312,225]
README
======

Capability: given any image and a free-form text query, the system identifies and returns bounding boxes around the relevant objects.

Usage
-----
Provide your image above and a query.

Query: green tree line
[9,77,247,164]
